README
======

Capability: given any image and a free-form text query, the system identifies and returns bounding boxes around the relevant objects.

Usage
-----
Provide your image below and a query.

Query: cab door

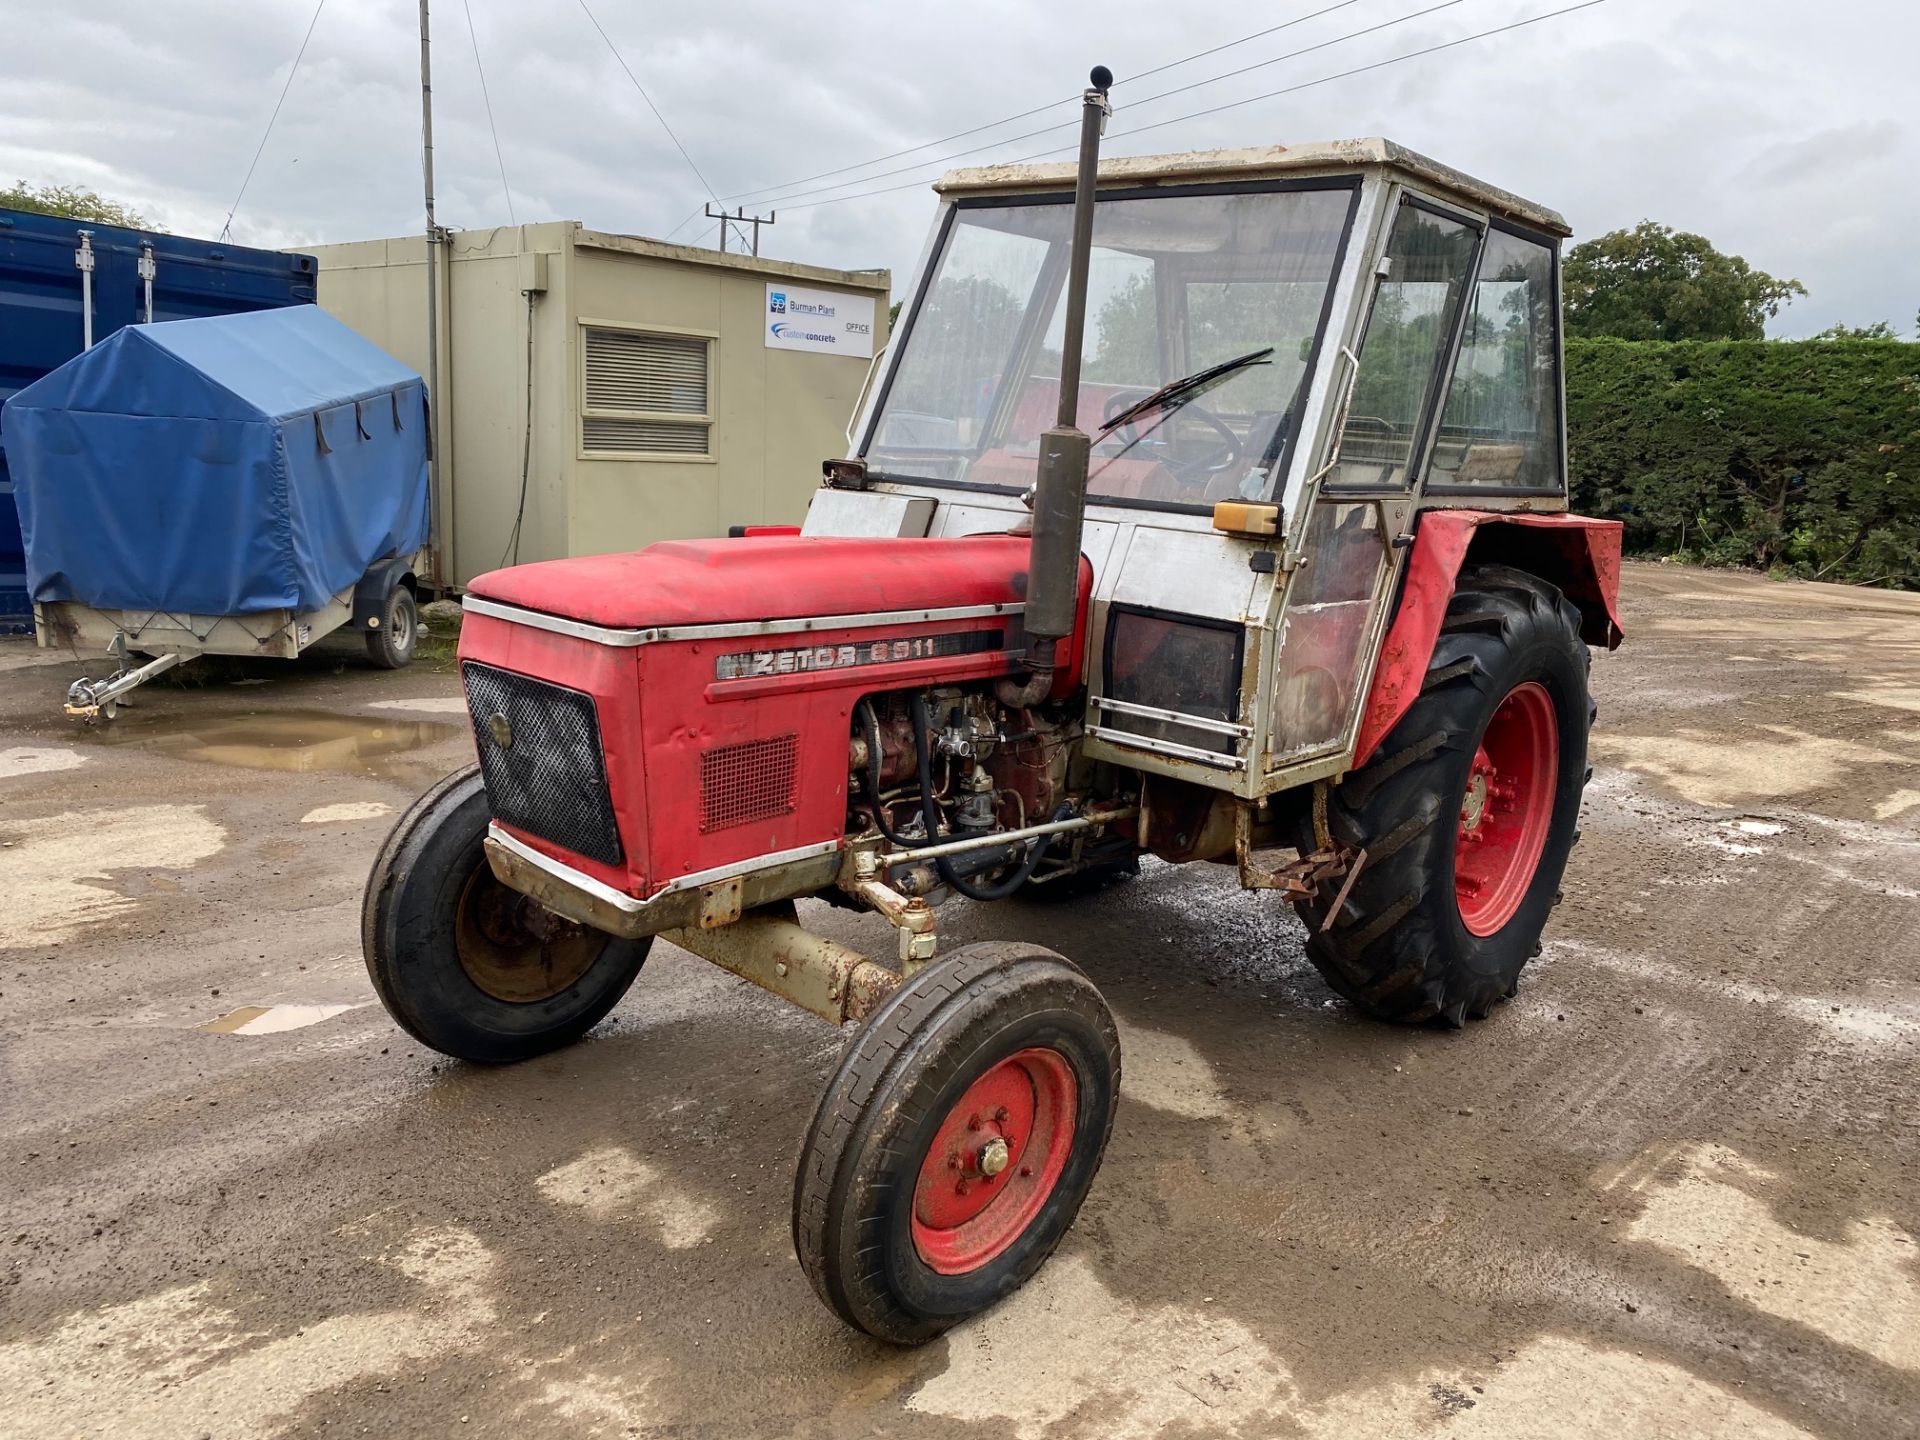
[1266,193,1484,769]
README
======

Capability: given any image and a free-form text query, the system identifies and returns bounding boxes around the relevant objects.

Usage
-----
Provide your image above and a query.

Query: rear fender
[1352,512,1624,765]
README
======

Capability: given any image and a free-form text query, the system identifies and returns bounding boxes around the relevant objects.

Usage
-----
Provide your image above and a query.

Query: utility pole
[705,203,776,256]
[418,0,446,585]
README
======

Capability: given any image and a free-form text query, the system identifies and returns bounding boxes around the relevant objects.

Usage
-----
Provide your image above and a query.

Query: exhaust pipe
[1000,65,1112,708]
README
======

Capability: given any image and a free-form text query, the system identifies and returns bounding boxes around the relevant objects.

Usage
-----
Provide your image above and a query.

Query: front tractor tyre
[1294,565,1592,1026]
[793,943,1120,1344]
[362,764,648,1062]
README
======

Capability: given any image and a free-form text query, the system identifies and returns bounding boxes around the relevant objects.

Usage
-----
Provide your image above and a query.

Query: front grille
[462,662,623,866]
[700,734,797,833]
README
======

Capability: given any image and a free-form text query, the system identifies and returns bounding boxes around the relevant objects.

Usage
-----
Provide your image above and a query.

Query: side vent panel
[700,734,798,833]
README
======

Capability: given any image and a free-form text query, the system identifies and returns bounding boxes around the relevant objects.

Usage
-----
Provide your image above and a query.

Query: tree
[1563,222,1804,341]
[0,180,149,229]
[1813,321,1898,341]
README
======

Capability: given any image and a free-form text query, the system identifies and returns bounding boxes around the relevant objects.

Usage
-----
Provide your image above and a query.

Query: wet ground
[2,561,1917,1439]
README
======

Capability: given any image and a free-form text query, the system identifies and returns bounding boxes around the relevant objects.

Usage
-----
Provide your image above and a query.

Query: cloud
[0,0,1913,334]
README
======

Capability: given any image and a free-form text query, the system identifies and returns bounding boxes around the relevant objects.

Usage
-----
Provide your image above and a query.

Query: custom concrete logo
[765,282,876,358]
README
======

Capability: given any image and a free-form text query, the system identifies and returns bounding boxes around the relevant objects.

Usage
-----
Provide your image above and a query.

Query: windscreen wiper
[1097,347,1274,435]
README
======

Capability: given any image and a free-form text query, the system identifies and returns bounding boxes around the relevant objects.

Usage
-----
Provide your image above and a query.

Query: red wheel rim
[1454,681,1558,938]
[911,1047,1078,1275]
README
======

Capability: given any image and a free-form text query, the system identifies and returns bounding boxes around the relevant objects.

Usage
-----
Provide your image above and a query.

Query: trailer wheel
[362,764,646,1062]
[1292,565,1590,1026]
[365,583,418,669]
[793,943,1119,1344]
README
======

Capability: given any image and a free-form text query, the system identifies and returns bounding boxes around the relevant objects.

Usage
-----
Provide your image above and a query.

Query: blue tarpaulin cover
[1,304,429,615]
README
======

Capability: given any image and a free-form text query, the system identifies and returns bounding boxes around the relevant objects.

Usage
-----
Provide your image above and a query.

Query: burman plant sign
[765,283,876,359]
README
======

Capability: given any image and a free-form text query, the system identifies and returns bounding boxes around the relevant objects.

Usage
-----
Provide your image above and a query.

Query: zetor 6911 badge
[364,69,1623,1344]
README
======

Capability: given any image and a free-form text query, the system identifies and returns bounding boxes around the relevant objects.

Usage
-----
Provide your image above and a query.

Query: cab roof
[934,138,1570,239]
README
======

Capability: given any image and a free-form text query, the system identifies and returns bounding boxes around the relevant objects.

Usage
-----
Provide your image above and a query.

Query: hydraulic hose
[857,698,915,846]
[909,691,1064,902]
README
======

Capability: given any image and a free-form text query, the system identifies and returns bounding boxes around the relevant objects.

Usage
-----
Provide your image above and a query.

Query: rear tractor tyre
[365,583,418,670]
[793,943,1120,1344]
[362,764,647,1062]
[1292,565,1591,1026]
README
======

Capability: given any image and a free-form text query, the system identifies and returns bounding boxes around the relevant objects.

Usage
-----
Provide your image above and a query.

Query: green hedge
[1566,337,1920,588]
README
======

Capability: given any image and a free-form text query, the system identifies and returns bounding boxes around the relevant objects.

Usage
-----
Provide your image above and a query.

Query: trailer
[2,305,431,718]
[0,205,316,635]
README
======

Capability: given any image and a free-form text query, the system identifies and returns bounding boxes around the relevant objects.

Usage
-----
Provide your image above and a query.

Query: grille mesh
[462,662,623,866]
[701,735,797,833]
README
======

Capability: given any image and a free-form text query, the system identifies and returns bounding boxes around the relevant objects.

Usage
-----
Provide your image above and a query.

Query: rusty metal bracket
[1233,805,1359,915]
[840,849,938,970]
[661,902,900,1025]
[696,875,743,929]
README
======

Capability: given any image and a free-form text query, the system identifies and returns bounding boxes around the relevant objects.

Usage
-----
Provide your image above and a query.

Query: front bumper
[482,824,842,941]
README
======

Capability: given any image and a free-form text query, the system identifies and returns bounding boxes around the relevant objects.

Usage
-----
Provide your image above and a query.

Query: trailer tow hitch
[64,634,184,721]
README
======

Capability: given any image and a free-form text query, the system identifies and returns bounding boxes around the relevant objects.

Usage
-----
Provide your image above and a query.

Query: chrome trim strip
[486,825,844,905]
[1091,695,1252,738]
[1086,724,1249,771]
[463,595,1025,648]
[488,825,648,914]
[662,839,846,894]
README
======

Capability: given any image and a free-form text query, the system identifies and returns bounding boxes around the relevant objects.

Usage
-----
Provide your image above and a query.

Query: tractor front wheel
[1292,565,1591,1026]
[792,942,1120,1344]
[362,764,648,1061]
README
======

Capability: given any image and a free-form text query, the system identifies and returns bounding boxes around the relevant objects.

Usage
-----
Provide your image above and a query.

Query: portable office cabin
[0,208,316,632]
[307,222,890,589]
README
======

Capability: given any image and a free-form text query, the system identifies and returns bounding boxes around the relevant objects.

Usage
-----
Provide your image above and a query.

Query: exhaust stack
[1001,65,1112,708]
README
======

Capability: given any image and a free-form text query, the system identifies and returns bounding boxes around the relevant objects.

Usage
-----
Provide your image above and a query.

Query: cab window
[1323,200,1479,491]
[1428,226,1562,491]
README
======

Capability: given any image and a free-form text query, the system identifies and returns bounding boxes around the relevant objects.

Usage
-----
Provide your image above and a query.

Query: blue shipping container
[0,209,316,633]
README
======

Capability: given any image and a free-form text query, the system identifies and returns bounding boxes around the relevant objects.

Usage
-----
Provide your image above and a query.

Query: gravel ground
[1,560,1916,1439]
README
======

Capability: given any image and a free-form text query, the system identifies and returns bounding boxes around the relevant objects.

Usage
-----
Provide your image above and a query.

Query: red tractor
[365,72,1622,1343]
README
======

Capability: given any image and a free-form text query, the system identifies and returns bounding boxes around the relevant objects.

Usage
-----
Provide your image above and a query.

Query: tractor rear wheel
[793,942,1120,1344]
[362,764,648,1061]
[1292,565,1591,1026]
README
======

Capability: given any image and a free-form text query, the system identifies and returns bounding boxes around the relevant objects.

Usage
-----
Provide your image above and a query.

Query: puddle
[367,697,468,716]
[301,801,395,824]
[201,1003,362,1035]
[79,709,462,780]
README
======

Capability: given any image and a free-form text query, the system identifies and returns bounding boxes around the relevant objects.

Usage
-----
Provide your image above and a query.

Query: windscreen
[866,182,1356,510]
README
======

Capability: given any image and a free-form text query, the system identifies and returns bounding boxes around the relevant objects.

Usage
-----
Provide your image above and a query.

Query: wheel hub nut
[1461,773,1488,830]
[977,1137,1010,1177]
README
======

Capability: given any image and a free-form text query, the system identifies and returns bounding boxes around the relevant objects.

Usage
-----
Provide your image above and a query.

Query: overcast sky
[1,0,1913,337]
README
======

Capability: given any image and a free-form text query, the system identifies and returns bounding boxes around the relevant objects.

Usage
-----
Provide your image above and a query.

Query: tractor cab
[814,139,1596,791]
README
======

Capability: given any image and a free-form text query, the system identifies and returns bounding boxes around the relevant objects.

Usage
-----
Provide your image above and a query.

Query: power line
[718,0,1380,206]
[783,0,1611,214]
[572,0,719,206]
[745,0,1467,211]
[221,0,328,238]
[462,0,516,225]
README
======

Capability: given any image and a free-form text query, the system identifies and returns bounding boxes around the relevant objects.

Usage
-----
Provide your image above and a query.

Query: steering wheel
[1100,390,1243,491]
